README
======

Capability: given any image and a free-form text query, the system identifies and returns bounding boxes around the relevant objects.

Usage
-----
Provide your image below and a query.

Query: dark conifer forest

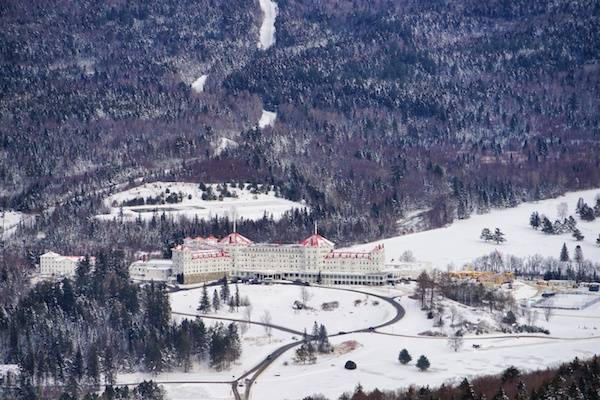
[1,0,599,252]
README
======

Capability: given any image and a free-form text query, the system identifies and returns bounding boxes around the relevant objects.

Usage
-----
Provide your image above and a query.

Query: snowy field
[349,188,600,269]
[152,281,600,400]
[95,181,306,222]
[255,332,600,400]
[170,284,395,334]
[533,292,600,310]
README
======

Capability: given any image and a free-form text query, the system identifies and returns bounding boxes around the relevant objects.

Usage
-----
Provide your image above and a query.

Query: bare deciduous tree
[448,334,464,352]
[300,287,312,305]
[557,202,568,219]
[260,310,273,337]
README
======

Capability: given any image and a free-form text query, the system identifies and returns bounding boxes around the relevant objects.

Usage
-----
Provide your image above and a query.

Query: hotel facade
[167,230,398,285]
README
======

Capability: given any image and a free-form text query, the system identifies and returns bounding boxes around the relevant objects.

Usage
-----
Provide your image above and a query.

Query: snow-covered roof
[301,234,335,248]
[219,232,253,245]
[40,251,61,257]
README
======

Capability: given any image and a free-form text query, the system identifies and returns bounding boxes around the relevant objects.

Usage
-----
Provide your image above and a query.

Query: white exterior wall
[129,259,173,281]
[40,252,93,278]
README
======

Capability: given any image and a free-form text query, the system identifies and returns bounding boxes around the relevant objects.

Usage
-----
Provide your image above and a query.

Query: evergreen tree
[492,228,506,244]
[198,285,211,314]
[529,212,540,229]
[225,323,242,365]
[596,234,600,247]
[493,388,510,400]
[317,324,331,353]
[574,245,584,264]
[541,217,555,234]
[515,381,529,400]
[86,343,100,385]
[66,347,84,397]
[398,349,412,365]
[311,321,319,342]
[559,243,570,262]
[102,345,115,385]
[459,378,477,400]
[212,289,220,312]
[220,275,230,301]
[416,355,430,371]
[228,297,236,312]
[480,228,492,242]
[234,284,240,310]
[572,228,584,241]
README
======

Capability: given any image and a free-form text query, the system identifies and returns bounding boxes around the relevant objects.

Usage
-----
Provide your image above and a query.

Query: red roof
[218,232,253,245]
[301,234,334,248]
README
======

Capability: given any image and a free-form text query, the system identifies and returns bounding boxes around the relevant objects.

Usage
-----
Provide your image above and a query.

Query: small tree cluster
[480,228,506,244]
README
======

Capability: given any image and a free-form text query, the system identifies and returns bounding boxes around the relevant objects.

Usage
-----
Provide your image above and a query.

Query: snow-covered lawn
[254,332,600,400]
[162,383,232,400]
[170,284,395,334]
[258,0,278,50]
[349,188,600,268]
[96,181,307,222]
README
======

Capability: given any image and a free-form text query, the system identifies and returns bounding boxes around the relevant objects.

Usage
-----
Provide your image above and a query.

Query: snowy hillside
[96,181,307,222]
[349,189,600,269]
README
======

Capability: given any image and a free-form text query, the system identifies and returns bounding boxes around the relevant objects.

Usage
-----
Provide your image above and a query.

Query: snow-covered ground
[155,281,600,400]
[170,284,395,334]
[255,332,600,400]
[191,75,208,93]
[349,188,600,269]
[96,181,306,222]
[1,211,33,238]
[258,0,278,50]
[118,323,293,399]
[258,109,277,128]
[212,137,239,156]
[249,281,600,400]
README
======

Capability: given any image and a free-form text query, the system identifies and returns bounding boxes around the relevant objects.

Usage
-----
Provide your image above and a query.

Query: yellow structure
[449,270,514,285]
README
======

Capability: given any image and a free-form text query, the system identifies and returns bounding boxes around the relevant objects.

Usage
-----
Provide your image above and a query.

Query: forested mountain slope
[1,0,599,244]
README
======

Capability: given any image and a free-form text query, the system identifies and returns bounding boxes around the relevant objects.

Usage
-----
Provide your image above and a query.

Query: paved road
[172,311,305,336]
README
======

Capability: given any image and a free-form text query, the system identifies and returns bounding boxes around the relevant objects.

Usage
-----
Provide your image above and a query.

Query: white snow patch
[1,211,33,238]
[258,0,278,50]
[349,188,600,268]
[191,74,208,93]
[212,137,239,156]
[96,181,307,223]
[258,109,277,128]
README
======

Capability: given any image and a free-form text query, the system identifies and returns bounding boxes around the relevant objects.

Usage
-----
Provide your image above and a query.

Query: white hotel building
[39,251,95,278]
[168,230,398,285]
